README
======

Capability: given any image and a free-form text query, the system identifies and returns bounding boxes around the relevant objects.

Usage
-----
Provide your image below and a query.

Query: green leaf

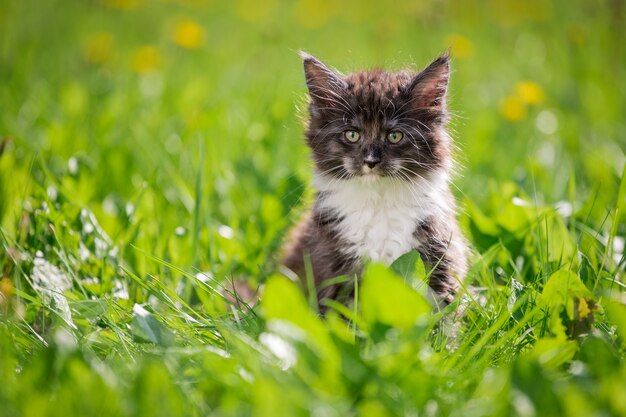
[261,274,324,338]
[495,198,532,234]
[390,250,426,284]
[261,275,343,390]
[391,249,419,278]
[360,263,431,330]
[541,270,593,312]
[527,337,577,369]
[539,212,577,263]
[466,199,500,236]
[131,304,175,346]
[541,270,596,338]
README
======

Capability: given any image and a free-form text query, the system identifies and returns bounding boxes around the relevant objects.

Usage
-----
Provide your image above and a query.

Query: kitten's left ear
[406,53,450,110]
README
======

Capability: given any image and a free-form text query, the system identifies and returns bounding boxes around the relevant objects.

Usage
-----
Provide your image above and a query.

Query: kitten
[282,52,468,309]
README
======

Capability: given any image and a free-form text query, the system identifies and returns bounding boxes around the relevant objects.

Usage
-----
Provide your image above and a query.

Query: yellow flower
[516,81,544,105]
[500,95,526,122]
[578,297,591,318]
[132,45,161,73]
[445,34,474,59]
[84,32,114,64]
[172,19,205,49]
[0,278,12,298]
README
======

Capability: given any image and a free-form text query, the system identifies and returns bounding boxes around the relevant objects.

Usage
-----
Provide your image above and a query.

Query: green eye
[387,131,404,144]
[344,130,361,143]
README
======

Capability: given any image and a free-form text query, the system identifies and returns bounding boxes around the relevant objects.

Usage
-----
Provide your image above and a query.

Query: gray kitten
[282,52,468,308]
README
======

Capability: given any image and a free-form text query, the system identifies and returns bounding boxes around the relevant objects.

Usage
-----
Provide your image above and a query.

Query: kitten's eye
[386,131,404,144]
[344,130,361,143]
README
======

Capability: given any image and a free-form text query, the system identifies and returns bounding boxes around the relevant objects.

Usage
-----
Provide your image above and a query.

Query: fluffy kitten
[282,52,468,308]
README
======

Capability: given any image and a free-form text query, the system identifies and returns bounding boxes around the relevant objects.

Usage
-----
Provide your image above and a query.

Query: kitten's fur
[282,52,468,307]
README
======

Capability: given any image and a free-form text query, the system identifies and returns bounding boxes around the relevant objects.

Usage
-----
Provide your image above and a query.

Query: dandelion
[0,277,13,310]
[0,278,12,298]
[500,80,544,122]
[445,34,474,59]
[84,32,114,64]
[132,45,161,73]
[172,19,205,49]
[500,95,526,122]
[516,81,544,105]
[578,298,591,318]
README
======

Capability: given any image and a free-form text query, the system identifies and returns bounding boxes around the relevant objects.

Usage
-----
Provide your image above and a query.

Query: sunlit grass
[0,0,624,416]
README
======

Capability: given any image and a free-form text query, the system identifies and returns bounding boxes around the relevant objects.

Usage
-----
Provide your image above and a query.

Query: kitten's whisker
[384,96,396,114]
[315,165,344,177]
[393,157,438,169]
[394,167,451,218]
[390,94,417,118]
[394,119,432,133]
[309,89,354,115]
[403,128,436,158]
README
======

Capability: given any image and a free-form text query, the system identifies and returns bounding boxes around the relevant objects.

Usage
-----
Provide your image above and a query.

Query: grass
[1,0,625,416]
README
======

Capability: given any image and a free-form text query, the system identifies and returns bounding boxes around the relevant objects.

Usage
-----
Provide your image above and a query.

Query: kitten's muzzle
[363,149,381,168]
[364,158,380,169]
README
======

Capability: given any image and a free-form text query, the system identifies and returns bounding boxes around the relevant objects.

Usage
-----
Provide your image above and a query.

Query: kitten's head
[301,52,452,181]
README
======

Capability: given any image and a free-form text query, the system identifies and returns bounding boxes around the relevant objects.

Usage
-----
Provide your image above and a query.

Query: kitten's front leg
[282,216,360,309]
[414,218,467,305]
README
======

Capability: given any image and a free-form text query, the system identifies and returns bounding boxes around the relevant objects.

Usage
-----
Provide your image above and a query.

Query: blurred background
[1,0,624,280]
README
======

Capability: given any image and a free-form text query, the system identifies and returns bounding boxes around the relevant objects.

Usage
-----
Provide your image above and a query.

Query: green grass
[1,0,625,416]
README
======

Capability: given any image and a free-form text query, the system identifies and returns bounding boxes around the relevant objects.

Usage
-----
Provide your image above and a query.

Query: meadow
[1,0,625,416]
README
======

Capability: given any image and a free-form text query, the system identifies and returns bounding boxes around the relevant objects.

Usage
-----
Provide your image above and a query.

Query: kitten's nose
[364,157,380,169]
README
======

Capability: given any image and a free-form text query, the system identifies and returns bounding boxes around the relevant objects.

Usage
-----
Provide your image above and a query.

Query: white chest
[314,173,450,264]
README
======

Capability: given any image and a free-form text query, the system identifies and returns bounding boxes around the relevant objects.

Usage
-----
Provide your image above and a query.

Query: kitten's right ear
[405,53,450,111]
[299,51,347,107]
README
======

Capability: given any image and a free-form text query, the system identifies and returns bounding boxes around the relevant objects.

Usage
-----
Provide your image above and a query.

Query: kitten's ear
[406,53,450,110]
[299,51,347,107]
